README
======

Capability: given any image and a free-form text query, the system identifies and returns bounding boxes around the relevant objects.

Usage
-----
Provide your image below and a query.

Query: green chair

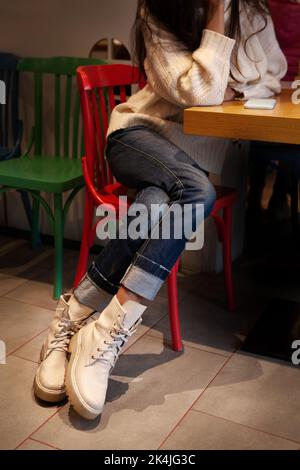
[0,56,106,299]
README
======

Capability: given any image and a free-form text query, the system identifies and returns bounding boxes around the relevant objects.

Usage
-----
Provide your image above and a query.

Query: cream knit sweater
[107,1,288,174]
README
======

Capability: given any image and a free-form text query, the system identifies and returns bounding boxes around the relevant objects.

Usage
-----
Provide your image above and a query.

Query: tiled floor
[0,226,300,450]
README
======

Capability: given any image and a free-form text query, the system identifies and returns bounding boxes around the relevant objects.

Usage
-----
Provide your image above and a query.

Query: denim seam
[135,252,171,273]
[110,137,185,191]
[91,262,119,289]
[110,136,185,261]
[134,179,184,255]
[109,135,186,282]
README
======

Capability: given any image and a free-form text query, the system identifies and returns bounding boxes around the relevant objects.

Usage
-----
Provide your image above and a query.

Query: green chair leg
[31,195,41,248]
[53,193,64,299]
[3,192,8,226]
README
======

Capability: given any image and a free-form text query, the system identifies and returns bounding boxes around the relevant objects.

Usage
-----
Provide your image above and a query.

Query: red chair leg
[222,206,235,311]
[74,193,94,288]
[167,259,183,352]
[212,208,235,312]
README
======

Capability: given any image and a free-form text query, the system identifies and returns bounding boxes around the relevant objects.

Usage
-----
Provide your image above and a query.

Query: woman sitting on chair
[34,0,287,420]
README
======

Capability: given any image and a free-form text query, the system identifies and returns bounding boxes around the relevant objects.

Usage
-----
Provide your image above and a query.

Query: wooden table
[184,89,300,363]
[184,89,300,145]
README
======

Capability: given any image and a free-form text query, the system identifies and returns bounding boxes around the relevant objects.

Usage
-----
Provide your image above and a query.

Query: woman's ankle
[116,286,144,305]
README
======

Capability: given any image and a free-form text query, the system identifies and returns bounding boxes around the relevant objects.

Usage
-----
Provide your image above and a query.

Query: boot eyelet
[92,355,95,360]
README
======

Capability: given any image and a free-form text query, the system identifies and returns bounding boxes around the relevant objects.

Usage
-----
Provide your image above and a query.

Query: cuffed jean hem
[121,265,164,301]
[133,252,171,279]
[74,272,115,310]
[87,262,119,296]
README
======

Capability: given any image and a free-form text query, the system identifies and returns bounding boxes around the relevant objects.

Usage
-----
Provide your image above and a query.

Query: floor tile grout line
[14,406,63,450]
[8,304,167,361]
[28,437,61,451]
[159,338,232,360]
[132,321,239,361]
[0,253,54,290]
[0,259,53,299]
[0,239,28,257]
[191,408,300,446]
[11,354,39,365]
[0,278,32,299]
[13,311,168,450]
[16,345,231,452]
[0,250,55,301]
[2,292,55,311]
[123,313,169,354]
[175,342,232,358]
[3,293,56,311]
[11,308,167,450]
[0,272,48,299]
[7,327,48,358]
[146,330,231,359]
[158,350,236,449]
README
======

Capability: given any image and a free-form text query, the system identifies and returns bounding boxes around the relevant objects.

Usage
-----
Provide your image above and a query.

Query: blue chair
[0,53,32,226]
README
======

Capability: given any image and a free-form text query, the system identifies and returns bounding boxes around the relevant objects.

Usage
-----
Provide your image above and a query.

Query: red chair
[74,64,237,352]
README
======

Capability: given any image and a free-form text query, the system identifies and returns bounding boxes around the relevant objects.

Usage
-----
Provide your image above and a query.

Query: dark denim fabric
[85,126,216,300]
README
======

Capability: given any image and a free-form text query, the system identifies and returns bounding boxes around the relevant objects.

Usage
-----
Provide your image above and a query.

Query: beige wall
[1,0,137,239]
[1,0,247,272]
[1,0,137,57]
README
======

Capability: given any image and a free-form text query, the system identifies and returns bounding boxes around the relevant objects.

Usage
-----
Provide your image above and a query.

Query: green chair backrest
[17,56,106,158]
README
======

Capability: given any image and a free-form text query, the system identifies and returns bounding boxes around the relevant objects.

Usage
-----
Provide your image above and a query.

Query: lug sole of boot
[65,332,102,420]
[33,375,66,403]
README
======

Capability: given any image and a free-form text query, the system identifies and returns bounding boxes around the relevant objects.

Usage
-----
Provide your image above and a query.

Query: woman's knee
[186,172,216,215]
[200,179,216,217]
[135,186,170,207]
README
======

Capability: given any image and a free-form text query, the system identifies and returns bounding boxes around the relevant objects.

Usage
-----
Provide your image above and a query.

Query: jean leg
[121,169,215,299]
[106,127,216,300]
[76,126,215,305]
[88,186,170,293]
[75,185,170,308]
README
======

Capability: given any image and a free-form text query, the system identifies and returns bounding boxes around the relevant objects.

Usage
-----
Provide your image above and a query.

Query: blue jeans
[75,126,216,304]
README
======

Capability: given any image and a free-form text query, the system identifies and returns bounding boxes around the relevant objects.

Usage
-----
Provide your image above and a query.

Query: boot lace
[48,309,85,354]
[91,317,142,368]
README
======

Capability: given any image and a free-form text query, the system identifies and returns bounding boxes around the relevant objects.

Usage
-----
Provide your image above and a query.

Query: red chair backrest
[77,64,145,191]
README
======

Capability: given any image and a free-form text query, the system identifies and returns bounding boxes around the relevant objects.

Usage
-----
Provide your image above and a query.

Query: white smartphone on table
[244,98,277,110]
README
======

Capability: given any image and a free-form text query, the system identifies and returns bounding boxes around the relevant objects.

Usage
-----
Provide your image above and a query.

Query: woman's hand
[206,0,225,35]
[223,87,237,102]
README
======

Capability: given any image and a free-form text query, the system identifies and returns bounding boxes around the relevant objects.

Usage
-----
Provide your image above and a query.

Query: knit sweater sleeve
[235,14,288,99]
[143,19,235,108]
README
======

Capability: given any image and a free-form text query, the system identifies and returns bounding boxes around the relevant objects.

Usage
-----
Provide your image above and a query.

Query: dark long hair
[132,0,270,75]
